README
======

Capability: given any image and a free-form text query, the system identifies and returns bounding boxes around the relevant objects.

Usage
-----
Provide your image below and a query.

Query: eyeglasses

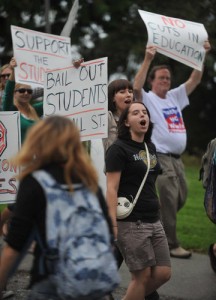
[0,73,11,79]
[15,88,33,95]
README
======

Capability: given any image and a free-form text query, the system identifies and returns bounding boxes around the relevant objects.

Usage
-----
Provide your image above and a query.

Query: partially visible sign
[0,112,21,204]
[60,0,79,37]
[43,57,108,141]
[11,25,71,87]
[138,10,208,70]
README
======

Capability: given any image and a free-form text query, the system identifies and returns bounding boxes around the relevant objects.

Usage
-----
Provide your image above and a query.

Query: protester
[105,102,171,300]
[102,79,160,300]
[2,57,43,143]
[0,115,115,300]
[0,64,12,110]
[133,41,211,259]
[102,79,134,152]
[0,62,43,111]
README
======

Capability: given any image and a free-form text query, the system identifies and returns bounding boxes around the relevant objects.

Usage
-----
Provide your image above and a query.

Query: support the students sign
[138,10,208,70]
[11,25,71,87]
[0,112,21,204]
[43,57,108,141]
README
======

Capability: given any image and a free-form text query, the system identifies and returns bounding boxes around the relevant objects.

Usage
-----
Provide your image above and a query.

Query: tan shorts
[117,220,171,272]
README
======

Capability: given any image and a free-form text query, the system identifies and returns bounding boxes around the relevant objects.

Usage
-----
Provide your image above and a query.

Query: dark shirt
[106,139,161,222]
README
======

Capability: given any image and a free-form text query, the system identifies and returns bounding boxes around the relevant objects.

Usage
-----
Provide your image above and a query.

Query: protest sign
[0,112,21,204]
[43,57,108,141]
[138,10,208,70]
[11,25,72,87]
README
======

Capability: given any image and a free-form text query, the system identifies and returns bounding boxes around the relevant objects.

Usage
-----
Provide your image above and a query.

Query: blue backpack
[32,170,120,300]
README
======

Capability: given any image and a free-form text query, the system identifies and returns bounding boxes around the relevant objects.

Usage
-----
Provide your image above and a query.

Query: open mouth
[124,99,132,104]
[140,120,146,126]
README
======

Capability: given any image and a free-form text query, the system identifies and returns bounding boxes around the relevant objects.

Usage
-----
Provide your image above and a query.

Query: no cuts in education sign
[138,10,208,70]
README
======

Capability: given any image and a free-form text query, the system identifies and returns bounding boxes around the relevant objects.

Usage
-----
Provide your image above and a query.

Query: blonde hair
[14,83,40,121]
[12,115,98,193]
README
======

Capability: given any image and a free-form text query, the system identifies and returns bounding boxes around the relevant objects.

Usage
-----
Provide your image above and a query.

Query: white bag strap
[132,142,150,207]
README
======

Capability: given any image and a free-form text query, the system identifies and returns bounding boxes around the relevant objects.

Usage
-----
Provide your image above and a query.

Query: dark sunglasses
[15,88,33,95]
[0,73,11,78]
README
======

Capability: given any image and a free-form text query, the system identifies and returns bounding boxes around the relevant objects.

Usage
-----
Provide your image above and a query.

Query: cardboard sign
[11,25,72,87]
[0,112,21,204]
[43,57,108,141]
[138,10,208,70]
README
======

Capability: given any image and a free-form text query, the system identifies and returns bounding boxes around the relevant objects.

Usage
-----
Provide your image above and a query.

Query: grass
[0,154,215,253]
[177,154,216,253]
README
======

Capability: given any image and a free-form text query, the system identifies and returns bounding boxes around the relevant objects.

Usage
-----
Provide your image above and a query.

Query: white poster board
[43,57,108,141]
[138,10,208,70]
[11,25,72,87]
[0,112,21,204]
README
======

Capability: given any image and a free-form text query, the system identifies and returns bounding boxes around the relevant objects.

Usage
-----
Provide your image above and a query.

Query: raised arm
[133,45,157,102]
[185,40,211,96]
[2,58,16,111]
[8,57,16,81]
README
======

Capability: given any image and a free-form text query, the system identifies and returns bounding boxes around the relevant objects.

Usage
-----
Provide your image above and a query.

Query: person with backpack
[0,115,119,300]
[105,102,171,300]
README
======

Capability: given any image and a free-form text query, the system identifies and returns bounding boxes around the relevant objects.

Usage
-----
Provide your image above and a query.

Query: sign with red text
[11,25,71,87]
[138,10,208,70]
[43,57,108,141]
[0,112,21,204]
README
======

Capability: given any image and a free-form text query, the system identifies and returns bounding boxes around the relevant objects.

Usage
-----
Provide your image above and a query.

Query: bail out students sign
[0,112,21,204]
[43,57,108,141]
[138,10,208,70]
[11,25,71,87]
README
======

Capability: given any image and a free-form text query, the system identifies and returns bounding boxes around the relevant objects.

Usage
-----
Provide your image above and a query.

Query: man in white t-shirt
[133,41,211,258]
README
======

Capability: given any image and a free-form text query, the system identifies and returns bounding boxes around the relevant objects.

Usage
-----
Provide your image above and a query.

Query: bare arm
[106,171,121,239]
[185,40,211,96]
[133,46,157,102]
[0,244,19,299]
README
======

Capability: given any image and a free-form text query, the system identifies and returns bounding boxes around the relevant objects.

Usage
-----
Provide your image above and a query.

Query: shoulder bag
[117,142,150,220]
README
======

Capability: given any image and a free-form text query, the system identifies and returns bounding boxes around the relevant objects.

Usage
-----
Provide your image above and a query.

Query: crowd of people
[0,38,215,300]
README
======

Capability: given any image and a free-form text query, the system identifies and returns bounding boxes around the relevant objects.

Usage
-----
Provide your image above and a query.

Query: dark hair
[147,65,172,87]
[108,79,133,113]
[117,102,153,142]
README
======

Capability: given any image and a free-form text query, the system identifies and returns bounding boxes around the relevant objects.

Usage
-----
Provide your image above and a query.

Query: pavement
[118,252,216,300]
[3,245,216,300]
